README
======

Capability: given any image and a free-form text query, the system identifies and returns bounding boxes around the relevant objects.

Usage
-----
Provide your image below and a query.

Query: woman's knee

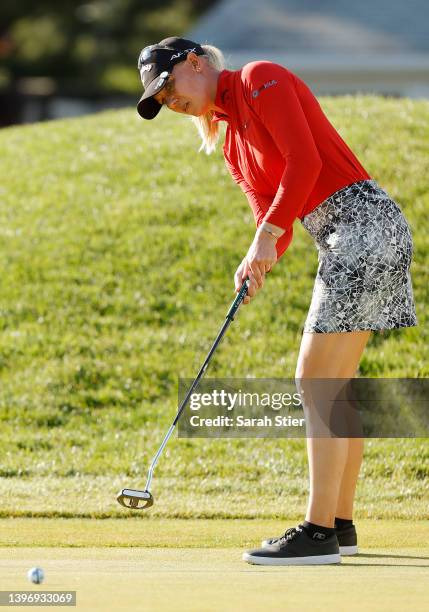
[295,331,371,379]
[296,362,358,380]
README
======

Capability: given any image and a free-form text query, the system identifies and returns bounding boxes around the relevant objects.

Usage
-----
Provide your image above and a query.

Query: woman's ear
[187,52,201,72]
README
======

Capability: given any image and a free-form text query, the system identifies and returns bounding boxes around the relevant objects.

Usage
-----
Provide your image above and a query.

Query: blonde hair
[190,44,227,155]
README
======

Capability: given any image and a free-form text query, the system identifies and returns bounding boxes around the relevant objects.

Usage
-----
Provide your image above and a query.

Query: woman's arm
[241,61,322,231]
[224,154,294,259]
[223,153,267,226]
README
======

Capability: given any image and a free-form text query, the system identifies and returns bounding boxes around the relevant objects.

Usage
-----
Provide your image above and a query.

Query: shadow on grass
[357,552,429,560]
[344,563,429,567]
[341,552,429,567]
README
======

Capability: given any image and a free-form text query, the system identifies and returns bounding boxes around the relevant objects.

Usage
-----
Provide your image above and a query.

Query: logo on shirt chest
[252,79,278,98]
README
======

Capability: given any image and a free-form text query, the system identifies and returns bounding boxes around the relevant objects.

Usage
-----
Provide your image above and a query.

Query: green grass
[0,96,428,518]
[1,518,429,548]
[1,520,428,612]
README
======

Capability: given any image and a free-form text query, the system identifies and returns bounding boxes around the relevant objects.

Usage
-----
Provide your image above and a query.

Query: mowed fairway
[1,519,428,612]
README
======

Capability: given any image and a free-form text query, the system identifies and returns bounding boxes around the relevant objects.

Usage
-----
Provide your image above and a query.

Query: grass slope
[0,96,428,518]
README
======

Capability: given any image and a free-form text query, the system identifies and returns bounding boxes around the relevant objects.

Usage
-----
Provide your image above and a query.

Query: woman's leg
[295,330,371,527]
[335,438,364,519]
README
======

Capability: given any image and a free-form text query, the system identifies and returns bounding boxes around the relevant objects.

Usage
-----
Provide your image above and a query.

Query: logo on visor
[138,45,156,70]
[170,47,197,60]
[155,71,169,89]
[140,46,155,62]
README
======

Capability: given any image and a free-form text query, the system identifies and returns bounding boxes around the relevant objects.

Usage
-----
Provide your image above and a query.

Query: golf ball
[27,567,44,584]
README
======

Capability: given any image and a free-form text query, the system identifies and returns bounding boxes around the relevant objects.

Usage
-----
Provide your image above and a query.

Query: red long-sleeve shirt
[211,61,372,258]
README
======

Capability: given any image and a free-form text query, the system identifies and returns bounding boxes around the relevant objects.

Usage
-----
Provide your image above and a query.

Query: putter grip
[226,277,250,320]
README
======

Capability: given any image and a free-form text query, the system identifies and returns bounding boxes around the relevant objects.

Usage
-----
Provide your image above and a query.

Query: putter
[117,277,250,510]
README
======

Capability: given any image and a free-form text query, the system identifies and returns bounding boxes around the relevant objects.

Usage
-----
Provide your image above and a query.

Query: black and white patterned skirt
[300,179,418,333]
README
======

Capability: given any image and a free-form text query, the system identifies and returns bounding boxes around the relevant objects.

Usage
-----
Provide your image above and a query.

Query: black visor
[137,37,205,120]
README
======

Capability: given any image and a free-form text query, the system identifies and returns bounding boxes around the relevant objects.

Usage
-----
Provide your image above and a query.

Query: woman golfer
[136,37,418,565]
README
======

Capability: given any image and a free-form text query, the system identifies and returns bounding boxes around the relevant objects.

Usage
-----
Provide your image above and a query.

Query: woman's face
[152,54,211,117]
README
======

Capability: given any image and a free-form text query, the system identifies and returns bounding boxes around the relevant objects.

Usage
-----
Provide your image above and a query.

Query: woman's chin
[193,103,208,117]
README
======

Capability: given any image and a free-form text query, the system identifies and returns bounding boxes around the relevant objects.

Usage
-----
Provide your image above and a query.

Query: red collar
[211,69,234,123]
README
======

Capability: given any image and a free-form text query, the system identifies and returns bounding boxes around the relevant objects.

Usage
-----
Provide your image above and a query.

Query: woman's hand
[234,229,278,304]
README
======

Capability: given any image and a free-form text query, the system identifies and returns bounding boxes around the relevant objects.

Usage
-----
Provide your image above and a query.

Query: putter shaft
[119,278,250,507]
[144,277,250,492]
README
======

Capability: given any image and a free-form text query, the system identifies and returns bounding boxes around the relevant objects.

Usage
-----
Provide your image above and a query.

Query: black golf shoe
[243,526,341,566]
[261,523,358,556]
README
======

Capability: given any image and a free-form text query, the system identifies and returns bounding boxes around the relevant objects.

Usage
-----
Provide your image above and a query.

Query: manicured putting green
[2,547,428,612]
[0,519,428,611]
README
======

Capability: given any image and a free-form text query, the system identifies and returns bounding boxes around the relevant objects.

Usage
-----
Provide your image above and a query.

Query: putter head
[116,488,154,510]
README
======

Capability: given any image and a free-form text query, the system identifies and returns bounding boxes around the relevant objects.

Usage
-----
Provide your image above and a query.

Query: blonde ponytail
[190,44,227,155]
